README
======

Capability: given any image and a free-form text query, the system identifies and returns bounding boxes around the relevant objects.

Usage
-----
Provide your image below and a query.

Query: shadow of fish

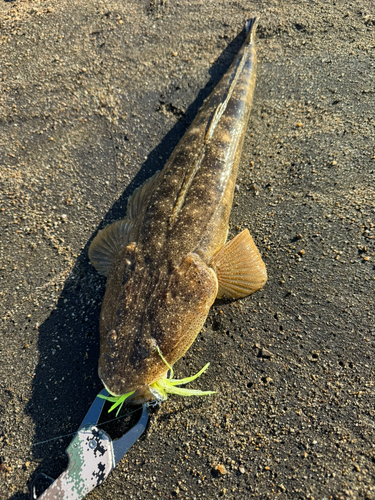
[89,18,266,404]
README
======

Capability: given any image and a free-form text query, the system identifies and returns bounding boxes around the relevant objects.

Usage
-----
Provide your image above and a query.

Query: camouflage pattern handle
[38,425,115,500]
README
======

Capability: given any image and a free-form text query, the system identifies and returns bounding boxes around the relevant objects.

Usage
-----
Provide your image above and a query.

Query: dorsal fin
[88,219,135,276]
[127,171,160,220]
[204,51,246,143]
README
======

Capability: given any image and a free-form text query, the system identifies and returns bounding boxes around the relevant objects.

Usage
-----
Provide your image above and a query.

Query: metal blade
[79,389,108,429]
[113,404,149,465]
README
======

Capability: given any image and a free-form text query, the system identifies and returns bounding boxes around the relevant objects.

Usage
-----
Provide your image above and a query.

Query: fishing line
[3,406,146,456]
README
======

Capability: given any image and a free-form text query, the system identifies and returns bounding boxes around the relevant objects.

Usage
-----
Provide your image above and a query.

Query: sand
[1,0,374,498]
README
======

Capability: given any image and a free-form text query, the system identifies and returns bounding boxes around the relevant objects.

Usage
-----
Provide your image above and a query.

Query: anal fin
[210,229,267,299]
[88,219,135,277]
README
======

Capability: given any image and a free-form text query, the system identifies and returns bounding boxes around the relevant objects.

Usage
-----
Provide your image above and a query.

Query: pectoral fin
[89,219,135,276]
[89,171,160,277]
[210,229,267,299]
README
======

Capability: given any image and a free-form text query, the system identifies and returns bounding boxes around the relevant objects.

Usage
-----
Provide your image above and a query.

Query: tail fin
[245,17,258,44]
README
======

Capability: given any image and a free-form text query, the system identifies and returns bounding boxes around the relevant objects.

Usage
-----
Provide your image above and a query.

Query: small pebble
[0,463,10,473]
[215,464,227,475]
[257,348,274,358]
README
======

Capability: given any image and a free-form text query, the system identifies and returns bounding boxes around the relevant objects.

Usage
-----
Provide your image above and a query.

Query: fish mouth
[100,377,167,405]
[99,357,215,412]
[127,385,161,405]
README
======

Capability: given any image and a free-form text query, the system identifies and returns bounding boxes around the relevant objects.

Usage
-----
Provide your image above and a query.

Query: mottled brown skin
[97,21,258,401]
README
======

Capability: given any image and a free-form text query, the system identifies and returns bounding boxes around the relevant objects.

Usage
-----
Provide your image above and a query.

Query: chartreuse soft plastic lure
[98,346,215,416]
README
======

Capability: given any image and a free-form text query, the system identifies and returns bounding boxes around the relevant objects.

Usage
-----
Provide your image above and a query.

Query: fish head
[98,244,218,403]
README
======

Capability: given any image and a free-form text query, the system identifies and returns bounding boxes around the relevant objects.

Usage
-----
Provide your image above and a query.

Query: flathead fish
[89,18,266,403]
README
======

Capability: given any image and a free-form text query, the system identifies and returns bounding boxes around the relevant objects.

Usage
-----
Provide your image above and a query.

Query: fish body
[89,19,266,402]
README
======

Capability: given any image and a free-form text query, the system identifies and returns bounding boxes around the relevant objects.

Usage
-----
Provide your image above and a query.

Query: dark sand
[1,0,374,498]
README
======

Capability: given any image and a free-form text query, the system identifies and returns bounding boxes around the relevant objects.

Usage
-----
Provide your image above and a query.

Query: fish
[88,18,267,404]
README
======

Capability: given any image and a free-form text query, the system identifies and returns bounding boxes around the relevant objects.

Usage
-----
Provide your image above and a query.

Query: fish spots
[188,127,201,137]
[107,329,117,348]
[122,266,130,286]
[129,337,154,367]
[165,290,173,305]
[219,129,232,143]
[104,352,115,365]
